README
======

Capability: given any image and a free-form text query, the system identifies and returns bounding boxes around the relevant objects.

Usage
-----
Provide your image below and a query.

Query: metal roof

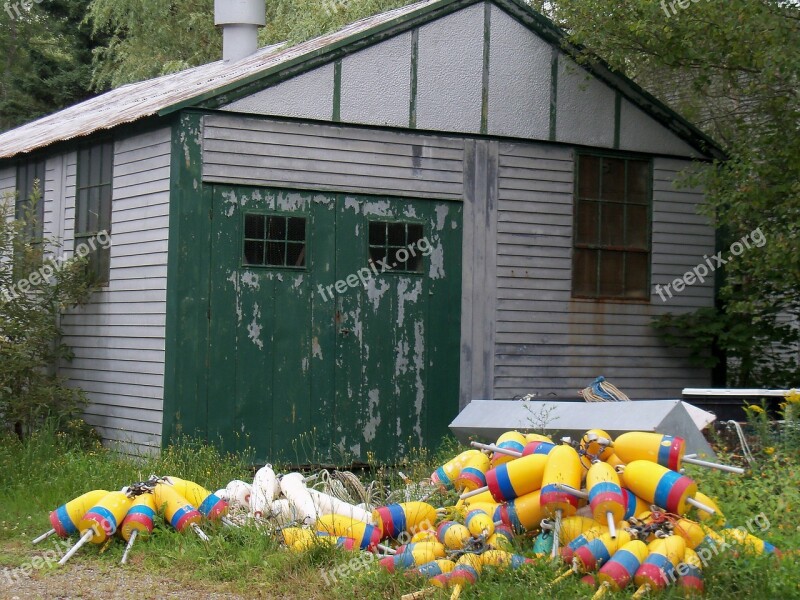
[0,0,441,160]
[0,0,725,161]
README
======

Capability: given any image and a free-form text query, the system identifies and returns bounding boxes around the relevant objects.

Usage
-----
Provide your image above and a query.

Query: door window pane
[368,221,425,273]
[243,213,307,268]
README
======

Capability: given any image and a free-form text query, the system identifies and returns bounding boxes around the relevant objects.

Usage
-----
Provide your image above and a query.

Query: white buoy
[251,465,281,517]
[307,489,373,524]
[280,473,318,526]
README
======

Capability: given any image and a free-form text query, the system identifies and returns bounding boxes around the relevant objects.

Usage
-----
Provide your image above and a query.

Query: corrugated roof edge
[0,0,725,162]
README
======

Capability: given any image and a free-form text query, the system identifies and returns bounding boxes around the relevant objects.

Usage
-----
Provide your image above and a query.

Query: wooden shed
[0,0,723,463]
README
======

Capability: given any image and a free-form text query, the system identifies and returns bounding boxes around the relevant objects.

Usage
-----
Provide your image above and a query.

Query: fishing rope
[579,376,630,402]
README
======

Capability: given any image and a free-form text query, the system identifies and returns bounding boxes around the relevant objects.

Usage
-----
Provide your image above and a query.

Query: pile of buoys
[33,476,229,565]
[29,428,780,599]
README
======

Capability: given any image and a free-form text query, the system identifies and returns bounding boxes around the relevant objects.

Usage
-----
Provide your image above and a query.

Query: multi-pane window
[368,221,425,273]
[243,213,307,268]
[76,141,113,284]
[573,154,651,300]
[15,159,46,242]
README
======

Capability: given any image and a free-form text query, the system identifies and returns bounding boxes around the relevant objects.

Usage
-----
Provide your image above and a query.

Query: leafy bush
[0,185,98,438]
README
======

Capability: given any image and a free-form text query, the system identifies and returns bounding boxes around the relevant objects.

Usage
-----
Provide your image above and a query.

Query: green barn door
[333,196,463,463]
[209,186,336,462]
[209,186,461,465]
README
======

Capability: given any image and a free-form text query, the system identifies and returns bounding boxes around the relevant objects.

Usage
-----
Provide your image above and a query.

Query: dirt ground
[0,559,249,600]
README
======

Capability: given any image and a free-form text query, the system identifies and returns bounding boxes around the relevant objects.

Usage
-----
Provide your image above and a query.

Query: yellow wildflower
[785,389,800,404]
[746,404,765,415]
[764,447,775,455]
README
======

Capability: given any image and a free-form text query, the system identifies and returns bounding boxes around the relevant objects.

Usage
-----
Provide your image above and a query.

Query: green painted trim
[409,28,419,129]
[332,60,342,122]
[481,1,491,135]
[549,45,558,142]
[614,92,621,149]
[162,110,211,447]
[160,0,482,116]
[493,0,724,159]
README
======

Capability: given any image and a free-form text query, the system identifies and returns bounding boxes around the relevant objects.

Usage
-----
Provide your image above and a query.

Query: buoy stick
[682,457,745,474]
[450,584,462,600]
[606,512,617,539]
[684,453,697,459]
[400,589,436,600]
[469,441,522,457]
[459,486,489,500]
[551,566,574,585]
[632,583,651,599]
[58,530,93,565]
[221,516,239,528]
[554,483,589,499]
[591,581,611,599]
[120,529,138,565]
[551,508,562,559]
[686,497,716,515]
[32,528,56,545]
[191,523,210,542]
[377,544,396,555]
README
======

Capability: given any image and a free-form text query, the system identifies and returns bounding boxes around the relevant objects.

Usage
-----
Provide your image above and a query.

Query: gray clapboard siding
[492,142,714,400]
[58,127,171,454]
[203,115,465,200]
[0,167,14,225]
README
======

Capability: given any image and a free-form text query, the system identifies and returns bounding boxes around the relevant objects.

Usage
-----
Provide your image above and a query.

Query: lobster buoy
[614,432,744,473]
[34,489,109,544]
[59,490,134,565]
[487,524,515,551]
[491,431,527,467]
[164,476,228,520]
[591,539,649,599]
[120,493,157,565]
[251,465,280,517]
[561,523,608,564]
[224,480,252,509]
[454,451,491,493]
[406,559,455,579]
[372,502,438,540]
[309,488,373,524]
[153,483,207,540]
[465,509,495,539]
[677,547,704,595]
[690,491,725,525]
[622,461,714,516]
[498,489,544,534]
[540,444,582,555]
[281,473,318,526]
[484,453,548,503]
[315,514,382,550]
[379,542,445,572]
[621,488,649,521]
[572,529,633,574]
[431,450,484,490]
[719,527,780,555]
[436,521,472,551]
[480,549,534,569]
[632,536,686,598]
[587,462,626,538]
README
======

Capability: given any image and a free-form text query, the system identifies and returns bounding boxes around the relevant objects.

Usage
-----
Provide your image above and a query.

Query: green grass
[0,424,798,599]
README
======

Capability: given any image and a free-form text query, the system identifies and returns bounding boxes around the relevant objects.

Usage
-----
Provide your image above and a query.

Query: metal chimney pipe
[215,0,266,63]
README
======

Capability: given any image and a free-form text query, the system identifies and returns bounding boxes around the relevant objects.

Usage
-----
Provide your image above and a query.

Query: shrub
[0,184,98,438]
